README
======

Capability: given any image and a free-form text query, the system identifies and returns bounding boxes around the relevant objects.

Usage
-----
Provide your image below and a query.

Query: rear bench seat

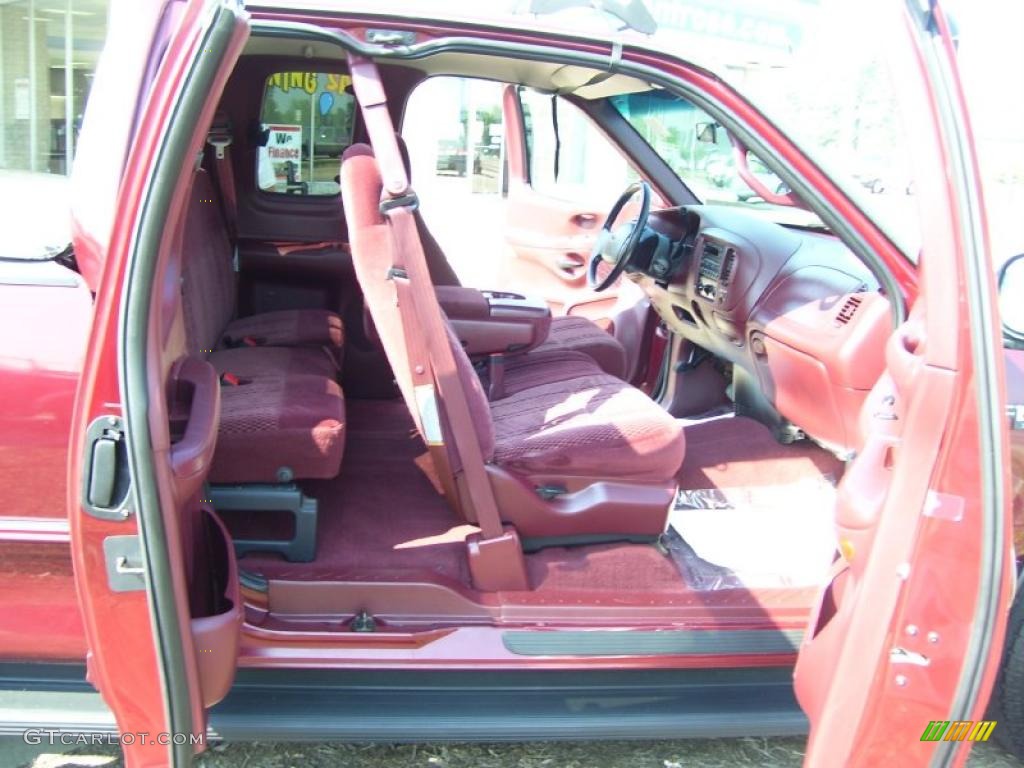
[179,169,347,560]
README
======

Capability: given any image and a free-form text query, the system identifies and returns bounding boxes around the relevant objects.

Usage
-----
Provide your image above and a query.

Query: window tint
[257,71,356,196]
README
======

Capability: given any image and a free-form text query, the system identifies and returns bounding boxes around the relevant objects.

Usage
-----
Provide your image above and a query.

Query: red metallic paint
[0,272,92,660]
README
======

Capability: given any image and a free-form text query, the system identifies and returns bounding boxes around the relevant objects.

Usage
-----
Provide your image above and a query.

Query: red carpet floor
[237,402,843,598]
[238,399,474,584]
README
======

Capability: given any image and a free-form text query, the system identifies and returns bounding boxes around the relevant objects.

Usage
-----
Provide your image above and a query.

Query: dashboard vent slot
[835,295,863,326]
[719,249,736,285]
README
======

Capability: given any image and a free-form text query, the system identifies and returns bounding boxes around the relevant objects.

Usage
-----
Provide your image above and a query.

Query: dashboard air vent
[719,249,736,285]
[835,295,863,326]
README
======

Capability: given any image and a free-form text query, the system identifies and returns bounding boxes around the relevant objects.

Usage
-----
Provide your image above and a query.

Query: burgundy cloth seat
[207,346,338,380]
[209,374,346,484]
[341,145,684,536]
[530,315,627,380]
[390,135,630,379]
[437,327,682,483]
[491,365,685,481]
[184,169,344,360]
[182,169,346,484]
[222,308,343,350]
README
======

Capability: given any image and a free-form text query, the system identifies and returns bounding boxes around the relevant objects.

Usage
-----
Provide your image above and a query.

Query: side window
[1,0,109,259]
[257,71,356,196]
[402,76,507,287]
[518,89,630,205]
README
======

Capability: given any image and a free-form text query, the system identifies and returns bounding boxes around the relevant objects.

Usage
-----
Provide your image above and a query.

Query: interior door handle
[556,254,587,273]
[168,357,221,498]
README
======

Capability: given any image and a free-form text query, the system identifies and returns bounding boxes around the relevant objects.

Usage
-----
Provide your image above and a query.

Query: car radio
[696,239,727,301]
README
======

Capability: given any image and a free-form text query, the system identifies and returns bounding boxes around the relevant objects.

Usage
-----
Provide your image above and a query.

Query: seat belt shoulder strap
[206,123,239,244]
[347,53,506,542]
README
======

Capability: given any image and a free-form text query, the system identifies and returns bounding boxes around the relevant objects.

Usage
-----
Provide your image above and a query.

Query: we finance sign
[267,124,302,180]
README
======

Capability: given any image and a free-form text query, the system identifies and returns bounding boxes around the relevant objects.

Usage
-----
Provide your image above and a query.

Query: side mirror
[696,122,719,144]
[999,253,1024,346]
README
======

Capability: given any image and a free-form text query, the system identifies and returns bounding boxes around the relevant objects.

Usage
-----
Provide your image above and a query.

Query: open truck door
[67,1,248,765]
[793,2,1016,765]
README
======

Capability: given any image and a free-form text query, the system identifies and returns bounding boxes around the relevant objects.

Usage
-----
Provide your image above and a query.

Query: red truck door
[793,2,1015,765]
[68,2,248,766]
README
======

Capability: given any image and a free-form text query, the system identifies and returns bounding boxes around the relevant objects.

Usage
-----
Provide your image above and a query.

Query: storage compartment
[189,506,241,708]
[437,286,552,357]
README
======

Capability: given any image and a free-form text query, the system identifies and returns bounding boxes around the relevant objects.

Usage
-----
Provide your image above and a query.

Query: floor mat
[667,477,839,589]
[238,399,475,584]
[526,416,844,595]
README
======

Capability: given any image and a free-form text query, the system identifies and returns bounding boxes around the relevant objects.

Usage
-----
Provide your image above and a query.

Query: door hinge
[80,415,132,520]
[103,535,147,592]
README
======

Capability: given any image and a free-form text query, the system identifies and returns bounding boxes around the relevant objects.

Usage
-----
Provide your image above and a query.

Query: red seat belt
[347,54,510,548]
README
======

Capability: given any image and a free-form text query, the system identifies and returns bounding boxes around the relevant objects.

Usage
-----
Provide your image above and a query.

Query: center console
[437,285,552,357]
[694,237,736,304]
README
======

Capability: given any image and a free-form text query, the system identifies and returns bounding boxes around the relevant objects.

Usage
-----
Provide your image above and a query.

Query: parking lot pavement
[5,738,1023,768]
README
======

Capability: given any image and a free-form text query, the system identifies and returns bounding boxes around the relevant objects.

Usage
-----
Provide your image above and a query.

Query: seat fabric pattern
[208,346,338,380]
[222,308,344,350]
[500,349,605,398]
[535,316,628,379]
[209,374,346,484]
[491,372,685,481]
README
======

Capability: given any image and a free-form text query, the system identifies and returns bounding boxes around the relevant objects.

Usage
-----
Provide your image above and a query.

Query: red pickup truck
[0,1,1021,766]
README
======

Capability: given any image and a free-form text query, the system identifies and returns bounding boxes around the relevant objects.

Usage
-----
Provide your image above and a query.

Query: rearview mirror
[696,122,719,144]
[999,253,1024,346]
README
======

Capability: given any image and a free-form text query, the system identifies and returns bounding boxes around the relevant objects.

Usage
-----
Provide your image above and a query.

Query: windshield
[608,90,824,230]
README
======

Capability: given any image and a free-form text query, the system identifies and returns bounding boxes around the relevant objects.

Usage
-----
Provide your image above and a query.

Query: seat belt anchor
[207,134,232,160]
[379,191,419,215]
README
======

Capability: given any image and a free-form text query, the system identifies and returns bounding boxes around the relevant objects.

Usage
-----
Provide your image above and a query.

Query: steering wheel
[588,181,651,292]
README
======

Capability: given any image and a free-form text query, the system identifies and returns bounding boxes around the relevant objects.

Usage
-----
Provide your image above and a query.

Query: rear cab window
[256,71,356,196]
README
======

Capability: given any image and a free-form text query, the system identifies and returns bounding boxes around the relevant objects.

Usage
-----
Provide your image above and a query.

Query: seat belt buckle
[220,372,243,387]
[379,191,419,215]
[487,354,506,401]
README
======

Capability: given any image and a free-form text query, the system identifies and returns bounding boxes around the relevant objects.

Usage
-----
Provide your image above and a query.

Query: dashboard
[624,205,893,451]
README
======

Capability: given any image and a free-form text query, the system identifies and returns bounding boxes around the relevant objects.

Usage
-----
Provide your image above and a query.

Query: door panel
[68,3,247,765]
[501,84,622,314]
[793,2,1014,765]
[502,191,615,315]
